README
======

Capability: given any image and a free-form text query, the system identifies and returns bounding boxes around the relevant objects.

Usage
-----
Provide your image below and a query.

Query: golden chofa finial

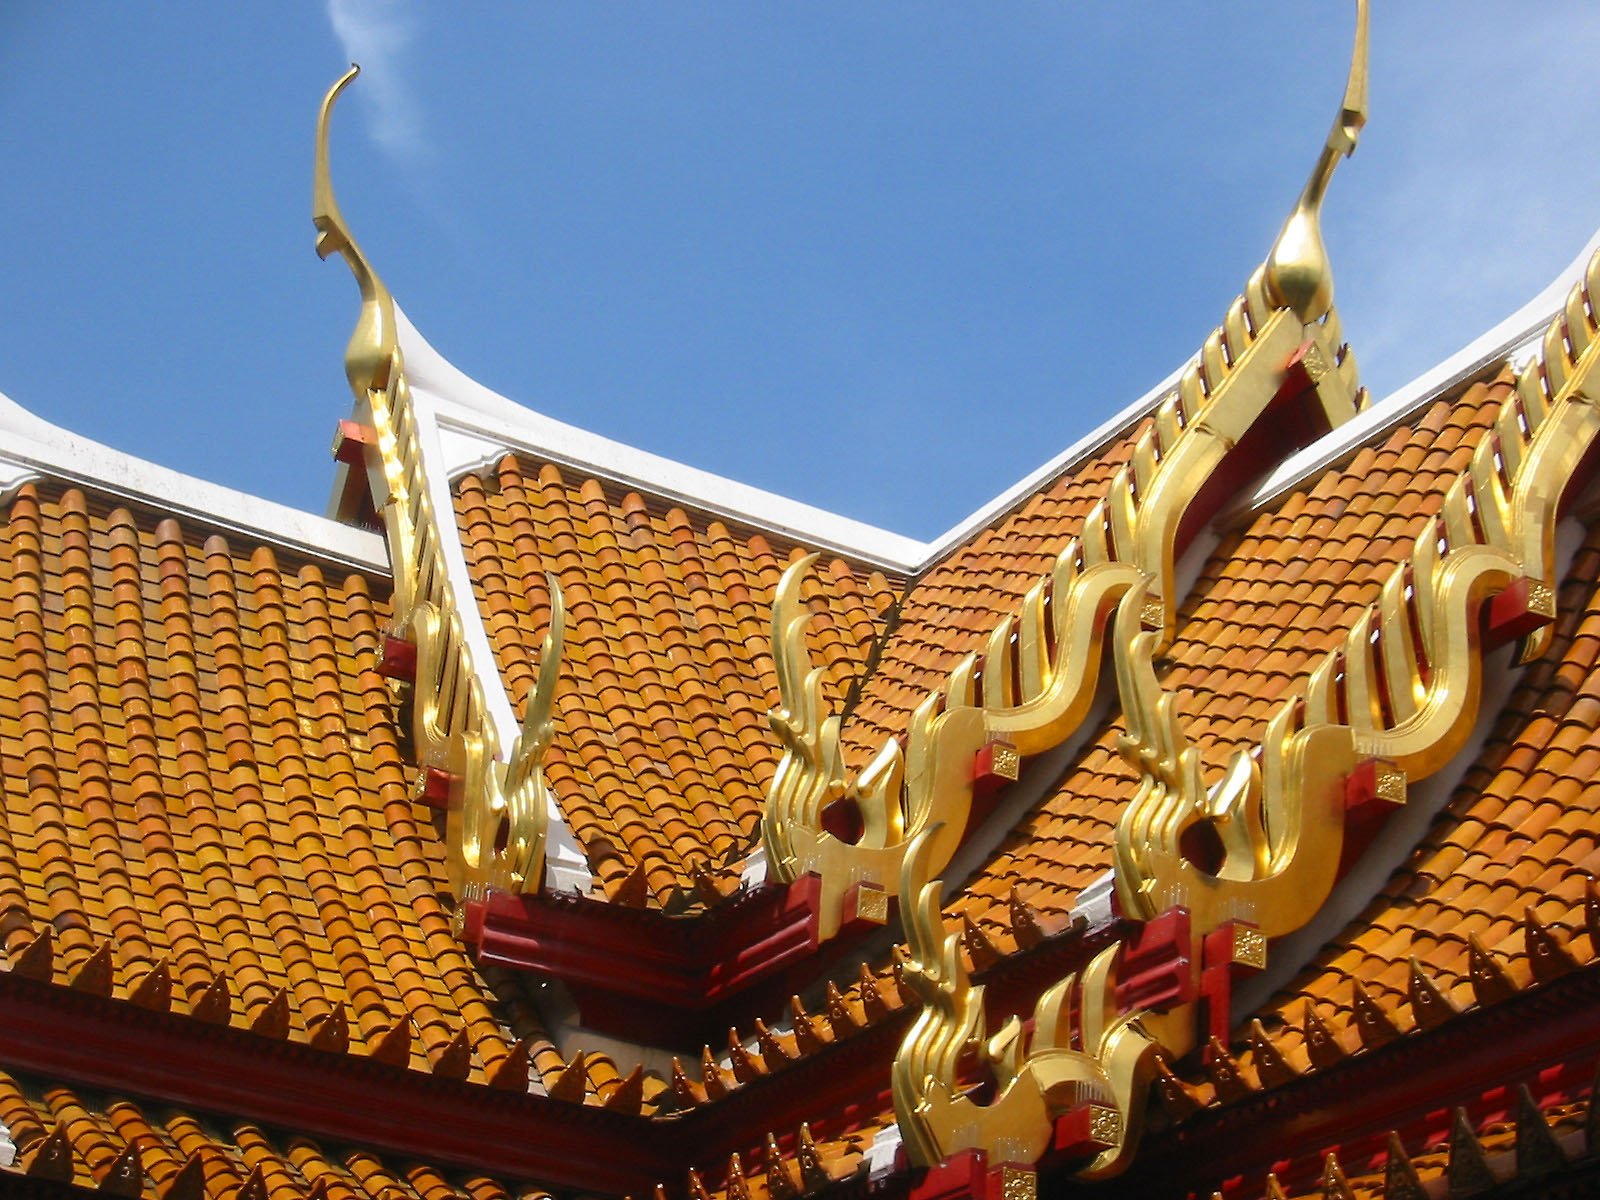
[1265,0,1369,323]
[313,64,399,401]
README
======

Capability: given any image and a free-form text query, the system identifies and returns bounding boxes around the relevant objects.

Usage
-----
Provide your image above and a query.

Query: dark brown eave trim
[469,877,889,1049]
[664,916,1128,1189]
[807,966,1600,1200]
[0,1173,104,1199]
[1062,963,1600,1198]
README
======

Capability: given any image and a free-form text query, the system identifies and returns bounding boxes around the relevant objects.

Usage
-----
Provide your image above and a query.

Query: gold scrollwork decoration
[892,2,1378,1177]
[1117,232,1600,934]
[766,0,1369,944]
[893,825,1160,1178]
[315,68,564,899]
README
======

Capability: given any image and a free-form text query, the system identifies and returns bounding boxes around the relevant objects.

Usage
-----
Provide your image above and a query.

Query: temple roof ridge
[397,300,1218,580]
[0,383,389,572]
[1239,221,1600,521]
[393,305,930,574]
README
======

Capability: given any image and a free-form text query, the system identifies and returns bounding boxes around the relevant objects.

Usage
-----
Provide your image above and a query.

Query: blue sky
[3,4,1599,539]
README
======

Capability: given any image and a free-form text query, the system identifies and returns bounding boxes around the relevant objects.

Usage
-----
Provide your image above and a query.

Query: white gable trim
[0,388,389,573]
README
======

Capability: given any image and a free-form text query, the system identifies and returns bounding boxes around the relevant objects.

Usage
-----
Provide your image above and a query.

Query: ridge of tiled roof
[452,451,898,904]
[0,388,386,575]
[393,305,1205,581]
[1244,517,1600,1063]
[394,308,928,575]
[934,370,1512,937]
[1240,225,1600,520]
[0,1063,551,1200]
[0,482,516,1074]
[0,480,708,1174]
[391,217,1600,590]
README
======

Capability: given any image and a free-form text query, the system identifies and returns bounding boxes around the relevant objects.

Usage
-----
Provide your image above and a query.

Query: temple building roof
[2,13,1600,1199]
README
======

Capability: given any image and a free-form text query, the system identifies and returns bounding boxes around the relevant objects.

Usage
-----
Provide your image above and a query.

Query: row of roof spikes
[0,923,667,1114]
[669,874,1593,1117]
[1228,1082,1593,1200]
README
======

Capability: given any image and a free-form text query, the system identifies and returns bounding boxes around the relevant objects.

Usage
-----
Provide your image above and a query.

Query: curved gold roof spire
[313,63,399,402]
[1265,0,1369,321]
[312,66,566,899]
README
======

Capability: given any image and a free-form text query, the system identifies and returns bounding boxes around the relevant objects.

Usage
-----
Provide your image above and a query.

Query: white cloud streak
[326,0,430,166]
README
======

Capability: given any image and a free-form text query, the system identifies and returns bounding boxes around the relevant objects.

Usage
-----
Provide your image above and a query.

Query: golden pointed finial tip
[1265,0,1369,322]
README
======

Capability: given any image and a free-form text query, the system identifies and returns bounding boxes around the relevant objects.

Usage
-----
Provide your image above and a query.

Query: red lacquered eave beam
[0,972,676,1196]
[472,876,883,1048]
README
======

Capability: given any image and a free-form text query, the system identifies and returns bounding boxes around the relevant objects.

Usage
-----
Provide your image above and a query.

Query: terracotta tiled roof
[1256,517,1600,1057]
[0,1065,544,1200]
[839,421,1145,770]
[452,454,899,904]
[1239,1093,1591,1200]
[0,482,564,1089]
[943,375,1510,929]
[649,369,1540,1163]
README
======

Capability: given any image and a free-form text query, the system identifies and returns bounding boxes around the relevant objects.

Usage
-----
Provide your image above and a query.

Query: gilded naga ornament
[893,1,1390,1177]
[765,7,1369,943]
[315,66,565,900]
[896,5,1600,1179]
[1115,233,1600,933]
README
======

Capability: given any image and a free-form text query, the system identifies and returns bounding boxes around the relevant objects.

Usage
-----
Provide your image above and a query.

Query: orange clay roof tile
[840,421,1148,771]
[935,375,1513,928]
[1252,513,1600,1039]
[453,455,899,904]
[0,482,593,1092]
[0,1067,543,1200]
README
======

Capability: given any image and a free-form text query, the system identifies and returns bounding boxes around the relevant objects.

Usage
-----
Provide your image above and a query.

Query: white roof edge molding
[918,359,1190,560]
[1240,224,1600,517]
[0,386,390,574]
[394,220,1600,584]
[394,307,930,575]
[401,299,1201,579]
[400,380,594,892]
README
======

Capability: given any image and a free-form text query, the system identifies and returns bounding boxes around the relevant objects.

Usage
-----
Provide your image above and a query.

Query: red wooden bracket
[982,1163,1037,1200]
[412,766,455,810]
[1173,336,1344,560]
[1280,338,1330,394]
[1341,756,1406,874]
[331,419,376,466]
[910,1149,988,1200]
[468,872,865,1046]
[909,1150,1037,1200]
[1199,919,1266,1044]
[378,635,417,682]
[1485,576,1556,648]
[1045,1101,1123,1163]
[840,880,891,931]
[972,740,1021,794]
[1344,756,1406,816]
[460,898,489,945]
[1115,906,1193,1013]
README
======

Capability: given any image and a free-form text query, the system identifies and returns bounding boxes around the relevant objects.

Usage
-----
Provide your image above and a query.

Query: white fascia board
[1240,226,1600,519]
[0,387,389,574]
[919,359,1191,562]
[403,383,594,891]
[394,307,930,575]
[401,297,1192,578]
[397,218,1600,584]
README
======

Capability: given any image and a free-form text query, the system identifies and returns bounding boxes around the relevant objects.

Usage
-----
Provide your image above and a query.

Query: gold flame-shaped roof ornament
[767,4,1370,953]
[314,67,566,902]
[315,66,400,422]
[891,4,1382,1180]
